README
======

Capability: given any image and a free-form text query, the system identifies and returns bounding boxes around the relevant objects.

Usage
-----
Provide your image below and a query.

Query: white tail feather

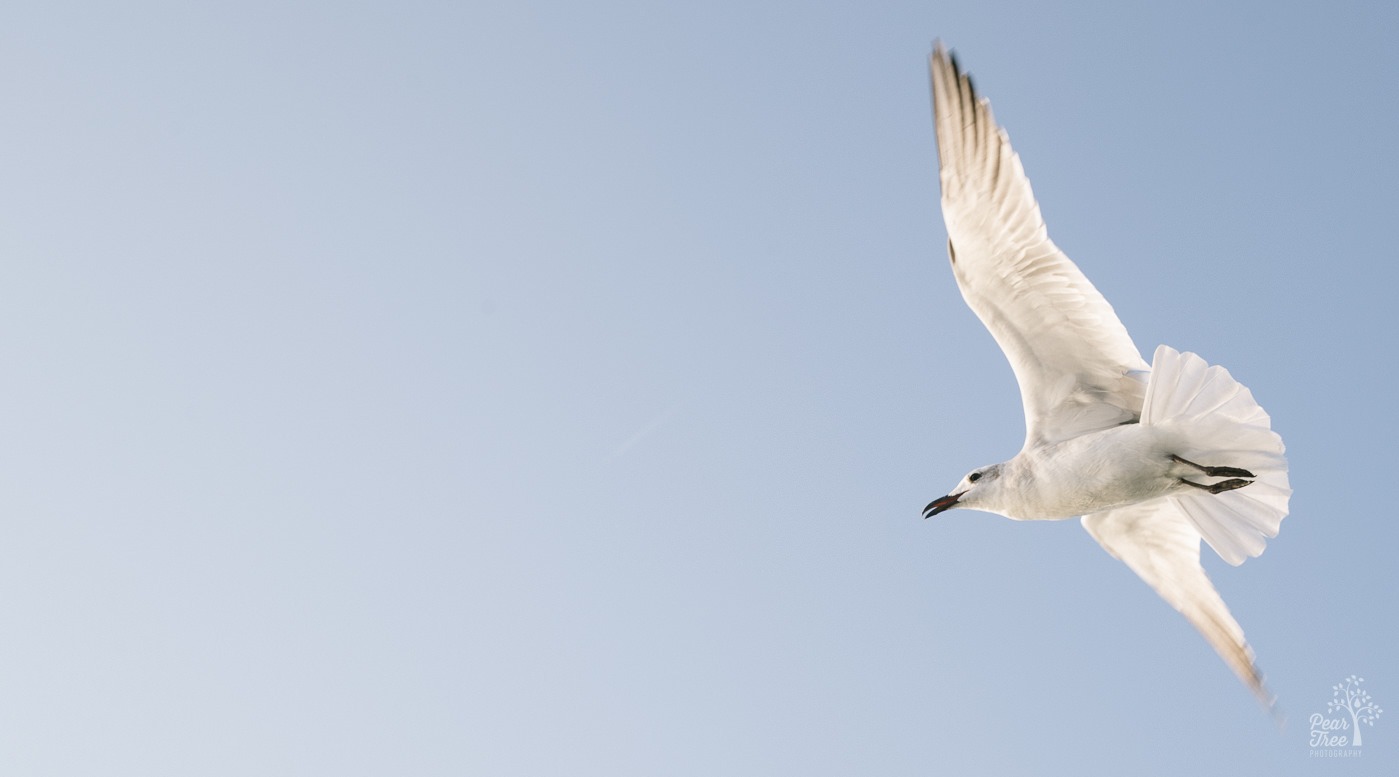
[1143,345,1291,565]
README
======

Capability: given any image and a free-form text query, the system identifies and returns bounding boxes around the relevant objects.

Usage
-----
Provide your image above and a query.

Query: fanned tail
[1142,345,1291,565]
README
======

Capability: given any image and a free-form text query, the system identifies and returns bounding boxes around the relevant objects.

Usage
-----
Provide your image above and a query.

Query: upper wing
[930,44,1149,449]
[1082,499,1274,708]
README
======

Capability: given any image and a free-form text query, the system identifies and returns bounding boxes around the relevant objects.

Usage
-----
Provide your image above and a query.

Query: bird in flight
[924,43,1290,705]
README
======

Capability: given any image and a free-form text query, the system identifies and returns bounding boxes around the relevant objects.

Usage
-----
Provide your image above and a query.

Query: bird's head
[923,463,1006,518]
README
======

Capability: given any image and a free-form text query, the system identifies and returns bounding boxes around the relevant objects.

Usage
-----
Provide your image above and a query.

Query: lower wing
[1082,499,1273,708]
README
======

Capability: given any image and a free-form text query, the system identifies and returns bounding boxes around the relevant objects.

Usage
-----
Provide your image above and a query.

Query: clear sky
[2,1,1396,775]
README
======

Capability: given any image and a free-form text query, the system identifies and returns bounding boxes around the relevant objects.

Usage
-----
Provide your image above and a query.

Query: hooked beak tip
[922,492,962,519]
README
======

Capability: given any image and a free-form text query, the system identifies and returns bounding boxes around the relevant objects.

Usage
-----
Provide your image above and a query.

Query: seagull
[923,43,1290,706]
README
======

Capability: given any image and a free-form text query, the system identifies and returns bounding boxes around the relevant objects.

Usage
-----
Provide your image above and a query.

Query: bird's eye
[968,472,982,483]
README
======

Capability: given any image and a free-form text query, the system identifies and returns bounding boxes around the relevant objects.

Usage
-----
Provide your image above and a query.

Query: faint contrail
[602,404,679,464]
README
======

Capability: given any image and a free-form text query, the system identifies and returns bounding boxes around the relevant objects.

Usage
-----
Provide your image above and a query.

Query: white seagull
[923,43,1290,706]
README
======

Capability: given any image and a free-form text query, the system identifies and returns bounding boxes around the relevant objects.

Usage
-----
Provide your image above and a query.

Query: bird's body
[924,44,1290,706]
[978,424,1191,520]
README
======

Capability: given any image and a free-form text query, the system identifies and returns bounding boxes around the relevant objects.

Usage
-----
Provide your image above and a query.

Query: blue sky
[2,1,1396,774]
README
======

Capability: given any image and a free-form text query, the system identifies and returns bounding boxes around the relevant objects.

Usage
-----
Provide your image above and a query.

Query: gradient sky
[2,1,1397,775]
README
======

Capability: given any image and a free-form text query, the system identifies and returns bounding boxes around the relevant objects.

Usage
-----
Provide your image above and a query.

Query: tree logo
[1309,675,1383,757]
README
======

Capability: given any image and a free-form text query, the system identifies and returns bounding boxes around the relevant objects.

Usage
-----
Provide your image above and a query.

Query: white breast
[1002,425,1182,519]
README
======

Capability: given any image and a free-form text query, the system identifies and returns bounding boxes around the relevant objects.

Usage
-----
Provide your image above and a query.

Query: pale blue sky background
[1,1,1396,775]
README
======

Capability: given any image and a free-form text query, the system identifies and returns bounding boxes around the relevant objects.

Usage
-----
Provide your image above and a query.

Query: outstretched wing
[930,44,1149,449]
[1082,499,1273,707]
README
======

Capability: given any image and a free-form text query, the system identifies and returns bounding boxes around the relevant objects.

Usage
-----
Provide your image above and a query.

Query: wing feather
[1082,499,1274,708]
[930,45,1148,448]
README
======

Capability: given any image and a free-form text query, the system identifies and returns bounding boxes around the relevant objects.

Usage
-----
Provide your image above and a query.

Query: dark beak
[922,492,962,519]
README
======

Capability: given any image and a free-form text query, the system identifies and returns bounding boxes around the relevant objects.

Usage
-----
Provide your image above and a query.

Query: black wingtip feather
[941,46,979,103]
